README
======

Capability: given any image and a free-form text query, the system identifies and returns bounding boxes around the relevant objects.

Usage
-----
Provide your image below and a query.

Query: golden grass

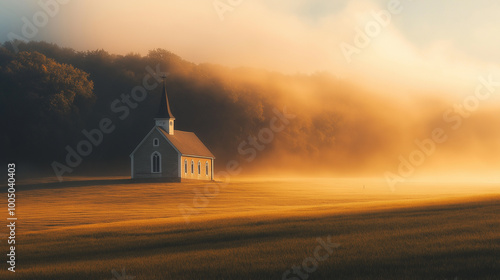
[1,177,499,279]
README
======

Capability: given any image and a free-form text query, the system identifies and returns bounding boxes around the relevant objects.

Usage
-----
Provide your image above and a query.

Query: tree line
[1,41,378,177]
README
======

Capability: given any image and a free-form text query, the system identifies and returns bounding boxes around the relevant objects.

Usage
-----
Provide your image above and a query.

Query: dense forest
[1,41,412,178]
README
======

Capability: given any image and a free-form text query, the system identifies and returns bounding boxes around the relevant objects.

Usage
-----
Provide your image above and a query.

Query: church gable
[131,128,180,178]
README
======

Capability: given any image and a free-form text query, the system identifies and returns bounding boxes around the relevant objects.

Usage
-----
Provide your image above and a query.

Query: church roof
[156,79,175,119]
[158,128,215,158]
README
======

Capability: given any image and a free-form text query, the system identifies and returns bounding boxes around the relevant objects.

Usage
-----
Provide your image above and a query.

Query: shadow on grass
[9,177,182,192]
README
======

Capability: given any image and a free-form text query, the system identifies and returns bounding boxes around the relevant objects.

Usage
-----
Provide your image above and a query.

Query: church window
[184,159,188,174]
[153,138,159,146]
[151,152,161,173]
[198,161,201,175]
[205,162,209,176]
[191,160,194,174]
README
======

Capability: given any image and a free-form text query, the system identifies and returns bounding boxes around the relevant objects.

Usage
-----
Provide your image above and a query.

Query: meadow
[1,177,499,279]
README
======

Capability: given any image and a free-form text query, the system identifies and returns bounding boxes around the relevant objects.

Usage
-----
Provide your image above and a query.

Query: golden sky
[2,1,500,84]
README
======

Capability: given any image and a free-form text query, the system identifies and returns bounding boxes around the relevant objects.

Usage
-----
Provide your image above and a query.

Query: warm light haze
[3,0,500,181]
[1,1,499,279]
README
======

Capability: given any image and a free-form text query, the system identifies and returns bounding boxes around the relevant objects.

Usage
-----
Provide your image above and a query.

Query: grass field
[1,177,499,279]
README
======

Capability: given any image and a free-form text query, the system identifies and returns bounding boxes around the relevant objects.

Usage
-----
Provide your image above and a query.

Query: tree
[0,51,94,162]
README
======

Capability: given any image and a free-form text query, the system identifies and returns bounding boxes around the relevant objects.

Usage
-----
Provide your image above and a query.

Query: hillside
[3,41,500,179]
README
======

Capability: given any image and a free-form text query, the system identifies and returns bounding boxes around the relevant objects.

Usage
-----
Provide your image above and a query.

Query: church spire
[155,76,175,135]
[156,77,175,119]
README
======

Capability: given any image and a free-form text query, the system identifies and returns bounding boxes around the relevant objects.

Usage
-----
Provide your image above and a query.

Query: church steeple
[155,77,175,135]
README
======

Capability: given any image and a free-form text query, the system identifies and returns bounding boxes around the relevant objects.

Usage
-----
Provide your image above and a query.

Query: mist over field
[2,2,500,279]
[2,41,500,180]
[0,42,500,180]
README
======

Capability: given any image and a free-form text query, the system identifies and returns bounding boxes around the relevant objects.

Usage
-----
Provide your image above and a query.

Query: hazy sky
[1,0,500,92]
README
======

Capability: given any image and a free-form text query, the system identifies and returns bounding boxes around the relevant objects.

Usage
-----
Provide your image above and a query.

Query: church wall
[180,156,213,181]
[132,129,179,178]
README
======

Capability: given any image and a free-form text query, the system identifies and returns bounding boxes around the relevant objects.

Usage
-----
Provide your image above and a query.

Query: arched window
[184,159,188,174]
[198,161,201,175]
[153,138,159,146]
[191,160,194,174]
[205,161,209,176]
[151,152,161,173]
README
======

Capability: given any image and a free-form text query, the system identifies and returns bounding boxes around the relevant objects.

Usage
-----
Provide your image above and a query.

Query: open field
[1,177,499,279]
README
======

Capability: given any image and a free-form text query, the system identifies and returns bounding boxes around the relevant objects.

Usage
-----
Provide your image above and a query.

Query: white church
[129,79,215,181]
